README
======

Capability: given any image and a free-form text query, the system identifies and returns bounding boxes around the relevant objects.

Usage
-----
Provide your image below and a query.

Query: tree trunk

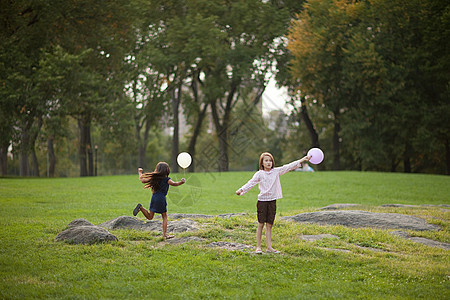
[29,116,43,177]
[171,85,181,173]
[87,125,93,176]
[0,143,8,176]
[78,117,89,177]
[446,137,450,175]
[332,111,341,170]
[390,157,399,172]
[30,147,39,177]
[300,101,320,148]
[19,129,30,176]
[188,103,208,172]
[217,126,229,172]
[403,142,411,173]
[210,83,239,172]
[137,119,151,169]
[48,137,56,177]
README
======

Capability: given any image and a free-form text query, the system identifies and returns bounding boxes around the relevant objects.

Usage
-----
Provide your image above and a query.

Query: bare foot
[266,248,280,254]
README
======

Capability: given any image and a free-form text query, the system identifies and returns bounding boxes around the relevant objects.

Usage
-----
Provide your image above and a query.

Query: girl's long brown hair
[140,162,170,192]
[259,152,275,170]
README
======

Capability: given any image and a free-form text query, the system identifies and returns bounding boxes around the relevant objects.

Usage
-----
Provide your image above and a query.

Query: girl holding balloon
[236,152,312,254]
[133,162,185,240]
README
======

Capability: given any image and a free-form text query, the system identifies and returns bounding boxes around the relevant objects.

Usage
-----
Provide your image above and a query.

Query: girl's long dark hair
[140,162,170,192]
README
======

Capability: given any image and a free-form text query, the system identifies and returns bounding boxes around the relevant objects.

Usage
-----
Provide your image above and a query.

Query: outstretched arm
[168,178,186,186]
[138,168,145,183]
[278,155,311,175]
[299,155,311,164]
[236,172,260,196]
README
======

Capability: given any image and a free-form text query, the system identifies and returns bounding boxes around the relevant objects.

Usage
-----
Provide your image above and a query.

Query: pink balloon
[307,148,324,164]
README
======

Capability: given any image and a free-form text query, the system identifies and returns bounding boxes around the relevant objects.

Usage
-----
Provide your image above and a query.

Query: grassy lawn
[0,171,449,299]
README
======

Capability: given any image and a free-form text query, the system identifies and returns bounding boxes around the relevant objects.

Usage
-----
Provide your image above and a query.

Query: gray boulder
[320,204,360,210]
[167,213,246,219]
[55,225,118,244]
[282,210,440,231]
[99,216,198,233]
[67,218,95,227]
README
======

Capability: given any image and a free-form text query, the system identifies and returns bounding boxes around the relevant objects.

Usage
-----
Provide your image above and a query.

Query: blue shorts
[150,193,167,214]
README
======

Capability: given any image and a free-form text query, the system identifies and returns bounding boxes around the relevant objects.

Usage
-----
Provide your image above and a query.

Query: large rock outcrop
[55,219,118,244]
[282,210,440,231]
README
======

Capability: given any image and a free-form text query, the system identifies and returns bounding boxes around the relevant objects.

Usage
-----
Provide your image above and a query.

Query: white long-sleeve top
[239,160,302,201]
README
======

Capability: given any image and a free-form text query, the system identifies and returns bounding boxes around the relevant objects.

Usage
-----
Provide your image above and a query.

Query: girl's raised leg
[140,206,155,220]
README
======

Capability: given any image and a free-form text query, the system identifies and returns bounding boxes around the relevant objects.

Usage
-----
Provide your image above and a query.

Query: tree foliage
[288,0,449,173]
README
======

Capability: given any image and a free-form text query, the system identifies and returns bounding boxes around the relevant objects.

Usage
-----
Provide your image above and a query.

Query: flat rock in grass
[381,204,450,208]
[55,225,118,244]
[389,230,450,250]
[300,234,339,242]
[282,210,440,231]
[165,236,206,245]
[99,216,198,233]
[408,237,450,250]
[167,213,246,219]
[207,241,254,251]
[320,204,360,210]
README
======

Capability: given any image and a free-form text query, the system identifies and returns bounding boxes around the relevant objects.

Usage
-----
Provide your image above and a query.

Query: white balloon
[177,152,192,169]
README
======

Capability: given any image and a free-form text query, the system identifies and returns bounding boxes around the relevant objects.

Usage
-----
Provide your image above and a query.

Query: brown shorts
[257,200,277,224]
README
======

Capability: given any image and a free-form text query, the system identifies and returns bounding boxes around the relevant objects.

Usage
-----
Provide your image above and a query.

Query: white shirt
[239,160,302,201]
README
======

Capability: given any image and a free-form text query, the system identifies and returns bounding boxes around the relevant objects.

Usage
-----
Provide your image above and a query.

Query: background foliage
[1,0,448,177]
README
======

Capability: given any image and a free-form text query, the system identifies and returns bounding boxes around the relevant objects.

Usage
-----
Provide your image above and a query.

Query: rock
[165,236,206,245]
[381,204,421,208]
[167,219,198,233]
[320,204,360,210]
[55,225,118,244]
[381,204,450,208]
[389,230,411,238]
[389,230,450,250]
[408,237,450,250]
[167,213,246,219]
[300,234,339,242]
[99,216,198,233]
[100,216,148,230]
[168,213,213,219]
[282,210,440,231]
[207,241,254,251]
[67,218,95,227]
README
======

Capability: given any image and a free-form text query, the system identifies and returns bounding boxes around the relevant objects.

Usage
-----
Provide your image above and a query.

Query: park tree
[0,0,134,176]
[0,0,52,176]
[288,0,355,170]
[339,0,449,173]
[288,0,449,173]
[130,0,297,172]
[183,0,292,171]
[49,0,134,176]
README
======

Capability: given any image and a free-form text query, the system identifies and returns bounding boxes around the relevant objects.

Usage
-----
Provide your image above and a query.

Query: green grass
[1,171,449,299]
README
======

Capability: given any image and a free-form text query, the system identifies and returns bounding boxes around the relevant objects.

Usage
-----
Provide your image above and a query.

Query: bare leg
[256,222,264,252]
[266,223,273,251]
[265,223,279,253]
[162,213,174,240]
[140,206,155,220]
